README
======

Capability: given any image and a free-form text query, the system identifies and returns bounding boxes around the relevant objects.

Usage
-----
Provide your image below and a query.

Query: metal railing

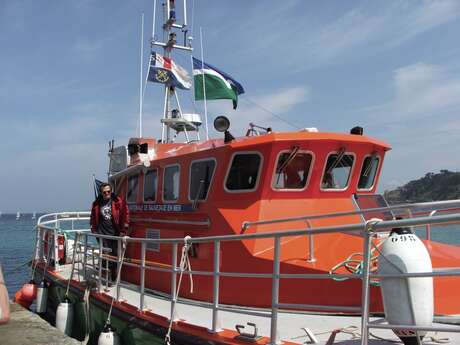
[34,202,460,345]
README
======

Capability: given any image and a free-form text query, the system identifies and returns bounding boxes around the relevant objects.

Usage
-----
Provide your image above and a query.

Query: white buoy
[36,280,48,314]
[379,226,433,345]
[98,322,120,345]
[56,297,73,335]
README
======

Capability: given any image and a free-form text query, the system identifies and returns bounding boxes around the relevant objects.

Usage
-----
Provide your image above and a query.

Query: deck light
[214,116,230,132]
[214,116,234,143]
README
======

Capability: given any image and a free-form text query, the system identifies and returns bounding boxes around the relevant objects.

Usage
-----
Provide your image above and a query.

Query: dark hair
[99,183,112,192]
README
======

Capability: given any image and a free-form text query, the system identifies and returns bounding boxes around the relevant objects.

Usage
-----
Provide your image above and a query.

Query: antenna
[152,0,157,41]
[139,13,144,138]
[199,27,209,140]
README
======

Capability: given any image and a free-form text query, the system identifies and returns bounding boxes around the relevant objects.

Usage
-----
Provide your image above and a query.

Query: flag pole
[92,174,97,200]
[139,13,144,138]
[199,27,209,140]
[141,1,156,138]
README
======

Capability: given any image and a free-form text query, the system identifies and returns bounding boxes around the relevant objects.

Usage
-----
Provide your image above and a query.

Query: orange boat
[109,127,460,316]
[27,2,460,344]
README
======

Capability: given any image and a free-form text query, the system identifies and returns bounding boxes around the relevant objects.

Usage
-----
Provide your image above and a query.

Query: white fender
[36,281,48,314]
[56,298,73,335]
[98,323,120,345]
[378,227,433,345]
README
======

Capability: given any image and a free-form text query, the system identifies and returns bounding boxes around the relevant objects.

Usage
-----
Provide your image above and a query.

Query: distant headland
[384,170,460,204]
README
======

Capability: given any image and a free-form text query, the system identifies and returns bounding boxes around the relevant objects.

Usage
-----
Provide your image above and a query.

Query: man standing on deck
[90,182,129,283]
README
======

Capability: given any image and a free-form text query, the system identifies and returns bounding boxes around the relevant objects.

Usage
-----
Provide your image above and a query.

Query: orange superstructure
[108,128,460,316]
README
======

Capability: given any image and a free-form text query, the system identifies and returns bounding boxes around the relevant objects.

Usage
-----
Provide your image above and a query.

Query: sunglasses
[102,191,111,195]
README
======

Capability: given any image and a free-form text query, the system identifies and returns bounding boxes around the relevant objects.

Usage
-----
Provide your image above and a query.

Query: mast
[139,13,144,138]
[151,0,196,144]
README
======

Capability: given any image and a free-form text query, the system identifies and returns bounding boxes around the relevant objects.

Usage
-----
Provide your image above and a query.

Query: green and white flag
[193,57,245,109]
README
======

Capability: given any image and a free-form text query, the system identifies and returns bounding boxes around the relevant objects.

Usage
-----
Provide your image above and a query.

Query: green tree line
[384,170,460,204]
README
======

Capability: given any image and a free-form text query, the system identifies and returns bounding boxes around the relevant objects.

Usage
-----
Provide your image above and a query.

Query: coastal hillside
[384,170,460,204]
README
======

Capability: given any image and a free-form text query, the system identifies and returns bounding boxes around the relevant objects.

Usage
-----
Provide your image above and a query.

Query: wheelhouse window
[273,151,313,190]
[321,152,354,189]
[127,174,139,203]
[143,169,158,202]
[358,155,380,190]
[189,159,216,201]
[225,153,261,191]
[163,165,180,201]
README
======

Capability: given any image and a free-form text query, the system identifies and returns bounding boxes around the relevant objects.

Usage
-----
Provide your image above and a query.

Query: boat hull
[35,268,278,345]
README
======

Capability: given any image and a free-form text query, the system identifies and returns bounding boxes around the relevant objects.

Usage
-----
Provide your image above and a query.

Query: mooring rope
[329,218,383,285]
[105,236,128,325]
[165,236,194,345]
[64,232,80,298]
[82,285,91,345]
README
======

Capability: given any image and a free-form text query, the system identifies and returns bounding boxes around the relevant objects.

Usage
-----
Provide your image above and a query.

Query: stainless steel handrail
[242,198,460,230]
[34,207,460,345]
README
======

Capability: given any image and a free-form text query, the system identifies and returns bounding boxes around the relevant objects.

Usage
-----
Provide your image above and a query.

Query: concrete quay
[0,303,80,345]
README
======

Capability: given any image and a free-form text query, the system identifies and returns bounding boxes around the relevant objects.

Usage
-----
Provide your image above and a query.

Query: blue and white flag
[148,52,192,90]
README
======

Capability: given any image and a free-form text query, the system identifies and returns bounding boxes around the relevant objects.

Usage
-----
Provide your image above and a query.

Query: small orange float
[13,282,37,309]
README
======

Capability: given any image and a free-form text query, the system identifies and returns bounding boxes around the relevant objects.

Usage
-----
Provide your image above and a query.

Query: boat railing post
[98,237,103,292]
[406,208,413,219]
[91,245,96,271]
[37,227,42,260]
[305,220,316,263]
[35,226,41,261]
[269,236,281,345]
[426,210,436,241]
[116,238,122,300]
[170,242,179,322]
[83,233,88,281]
[47,229,52,263]
[210,240,222,333]
[55,213,60,236]
[54,225,60,271]
[360,222,375,345]
[139,242,146,310]
[105,247,110,292]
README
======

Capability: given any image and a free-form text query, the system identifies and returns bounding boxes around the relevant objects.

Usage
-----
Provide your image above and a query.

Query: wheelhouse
[109,130,390,228]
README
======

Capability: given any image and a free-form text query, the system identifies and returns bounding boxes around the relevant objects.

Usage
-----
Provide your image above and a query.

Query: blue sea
[0,214,45,297]
[1,212,460,298]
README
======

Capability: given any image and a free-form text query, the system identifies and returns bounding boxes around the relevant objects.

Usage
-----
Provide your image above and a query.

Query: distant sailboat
[32,212,36,220]
[16,212,20,220]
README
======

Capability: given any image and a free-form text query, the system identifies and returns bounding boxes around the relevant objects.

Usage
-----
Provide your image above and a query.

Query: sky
[1,0,460,212]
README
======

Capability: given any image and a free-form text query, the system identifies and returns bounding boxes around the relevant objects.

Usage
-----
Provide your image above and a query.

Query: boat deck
[51,263,460,344]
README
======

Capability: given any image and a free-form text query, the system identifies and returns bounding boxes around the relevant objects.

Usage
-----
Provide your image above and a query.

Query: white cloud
[310,1,460,65]
[357,62,460,125]
[305,9,384,63]
[392,62,460,118]
[354,60,460,191]
[206,86,310,136]
[230,1,460,71]
[403,0,460,40]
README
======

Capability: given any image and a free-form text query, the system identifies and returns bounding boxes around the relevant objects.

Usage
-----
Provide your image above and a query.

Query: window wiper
[326,147,346,174]
[363,151,378,177]
[192,179,205,210]
[276,146,300,174]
